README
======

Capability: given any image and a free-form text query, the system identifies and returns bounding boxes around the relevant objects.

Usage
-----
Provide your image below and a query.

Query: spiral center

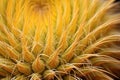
[31,0,50,13]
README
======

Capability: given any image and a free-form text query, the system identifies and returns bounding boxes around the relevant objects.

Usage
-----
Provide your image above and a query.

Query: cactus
[0,0,120,80]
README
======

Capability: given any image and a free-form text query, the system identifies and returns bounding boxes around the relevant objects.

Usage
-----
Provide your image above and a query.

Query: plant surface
[0,0,120,80]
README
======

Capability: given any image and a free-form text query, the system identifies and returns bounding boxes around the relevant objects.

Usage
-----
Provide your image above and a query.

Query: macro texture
[0,0,120,80]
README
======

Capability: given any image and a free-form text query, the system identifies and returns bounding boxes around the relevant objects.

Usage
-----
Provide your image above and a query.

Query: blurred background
[115,0,120,2]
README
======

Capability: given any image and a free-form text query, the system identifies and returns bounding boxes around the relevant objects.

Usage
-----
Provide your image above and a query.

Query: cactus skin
[0,0,120,80]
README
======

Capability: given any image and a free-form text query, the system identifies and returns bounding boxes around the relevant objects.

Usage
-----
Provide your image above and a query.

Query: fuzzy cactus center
[30,0,51,13]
